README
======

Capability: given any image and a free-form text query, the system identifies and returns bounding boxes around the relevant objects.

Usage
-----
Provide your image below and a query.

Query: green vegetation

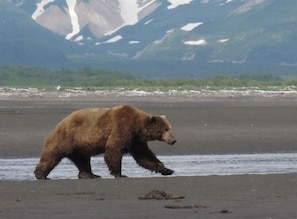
[1,66,297,91]
[0,66,137,88]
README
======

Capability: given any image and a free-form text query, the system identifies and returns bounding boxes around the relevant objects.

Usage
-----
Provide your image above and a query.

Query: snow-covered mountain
[12,0,265,44]
[2,0,297,77]
[10,0,162,41]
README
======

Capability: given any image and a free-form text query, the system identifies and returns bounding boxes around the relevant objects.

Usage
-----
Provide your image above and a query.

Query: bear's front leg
[156,163,174,175]
[131,143,174,176]
[34,148,63,179]
[104,148,127,178]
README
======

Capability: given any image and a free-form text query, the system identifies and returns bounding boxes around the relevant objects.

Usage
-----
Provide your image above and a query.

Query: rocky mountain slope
[1,0,297,77]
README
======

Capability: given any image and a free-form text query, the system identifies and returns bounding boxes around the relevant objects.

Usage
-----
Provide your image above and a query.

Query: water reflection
[0,153,297,181]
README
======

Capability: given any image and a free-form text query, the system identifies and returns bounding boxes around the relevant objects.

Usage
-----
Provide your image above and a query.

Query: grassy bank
[1,66,297,91]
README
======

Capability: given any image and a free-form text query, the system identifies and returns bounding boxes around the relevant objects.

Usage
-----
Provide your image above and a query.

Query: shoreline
[2,87,297,99]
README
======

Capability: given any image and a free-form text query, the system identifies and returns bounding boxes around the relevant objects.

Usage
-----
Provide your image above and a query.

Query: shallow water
[1,153,297,181]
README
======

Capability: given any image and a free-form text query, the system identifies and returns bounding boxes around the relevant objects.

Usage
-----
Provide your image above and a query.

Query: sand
[1,174,297,218]
[1,93,297,218]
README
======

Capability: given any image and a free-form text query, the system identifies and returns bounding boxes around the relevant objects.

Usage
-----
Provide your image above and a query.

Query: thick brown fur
[34,105,176,179]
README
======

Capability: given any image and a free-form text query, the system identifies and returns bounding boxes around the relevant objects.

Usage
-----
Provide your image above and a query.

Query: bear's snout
[163,131,176,145]
[167,138,176,145]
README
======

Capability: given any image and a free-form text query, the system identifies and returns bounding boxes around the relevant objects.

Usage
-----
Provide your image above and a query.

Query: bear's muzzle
[167,138,176,145]
[163,131,176,145]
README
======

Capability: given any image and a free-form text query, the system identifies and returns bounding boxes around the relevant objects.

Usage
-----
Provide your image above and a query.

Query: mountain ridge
[1,0,297,77]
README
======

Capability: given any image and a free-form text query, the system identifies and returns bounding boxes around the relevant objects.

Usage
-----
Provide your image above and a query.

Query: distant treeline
[1,66,297,90]
[0,66,136,87]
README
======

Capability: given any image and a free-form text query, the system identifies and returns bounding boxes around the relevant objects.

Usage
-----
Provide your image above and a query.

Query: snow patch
[31,0,56,20]
[219,0,234,6]
[184,39,207,46]
[106,0,157,36]
[217,38,229,43]
[118,0,139,26]
[74,35,84,42]
[96,35,123,45]
[181,22,203,31]
[167,0,193,9]
[106,35,122,43]
[152,29,174,44]
[129,41,140,44]
[65,0,80,40]
[166,29,174,34]
[144,19,154,25]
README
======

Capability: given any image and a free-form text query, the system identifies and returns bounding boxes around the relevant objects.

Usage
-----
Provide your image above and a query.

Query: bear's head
[144,115,176,145]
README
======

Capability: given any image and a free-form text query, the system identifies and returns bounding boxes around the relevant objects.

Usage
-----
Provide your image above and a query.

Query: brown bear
[34,104,176,179]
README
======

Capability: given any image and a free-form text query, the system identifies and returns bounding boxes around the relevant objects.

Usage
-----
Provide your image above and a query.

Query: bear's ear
[149,115,157,123]
[160,115,166,119]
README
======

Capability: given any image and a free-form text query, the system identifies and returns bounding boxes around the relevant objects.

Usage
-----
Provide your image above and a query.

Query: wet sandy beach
[1,93,297,218]
[1,94,297,157]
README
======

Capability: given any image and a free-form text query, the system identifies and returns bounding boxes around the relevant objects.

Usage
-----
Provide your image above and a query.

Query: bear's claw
[34,169,48,180]
[160,170,174,175]
[115,174,128,178]
[159,168,174,176]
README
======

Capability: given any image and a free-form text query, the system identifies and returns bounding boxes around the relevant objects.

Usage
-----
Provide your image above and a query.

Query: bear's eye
[165,128,169,132]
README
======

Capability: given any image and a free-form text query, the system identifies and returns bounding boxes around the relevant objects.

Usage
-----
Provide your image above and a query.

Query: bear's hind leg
[68,154,100,179]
